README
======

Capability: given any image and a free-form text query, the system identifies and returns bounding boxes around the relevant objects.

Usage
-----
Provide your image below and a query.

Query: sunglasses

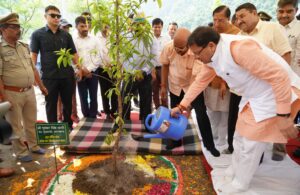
[48,13,62,19]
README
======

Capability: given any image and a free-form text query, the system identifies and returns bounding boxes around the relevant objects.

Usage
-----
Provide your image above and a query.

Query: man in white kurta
[171,27,299,193]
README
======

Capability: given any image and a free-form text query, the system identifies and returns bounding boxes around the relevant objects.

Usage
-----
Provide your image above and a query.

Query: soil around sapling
[72,157,156,195]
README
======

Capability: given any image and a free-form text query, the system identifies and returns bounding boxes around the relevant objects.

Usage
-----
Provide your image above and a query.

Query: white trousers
[229,132,267,190]
[207,108,228,146]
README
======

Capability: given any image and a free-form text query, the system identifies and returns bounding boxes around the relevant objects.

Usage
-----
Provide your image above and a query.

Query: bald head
[173,28,191,48]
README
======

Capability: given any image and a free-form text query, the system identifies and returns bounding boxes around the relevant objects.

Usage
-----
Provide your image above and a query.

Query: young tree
[89,0,161,176]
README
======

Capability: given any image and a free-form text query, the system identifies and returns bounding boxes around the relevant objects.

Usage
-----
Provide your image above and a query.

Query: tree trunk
[112,0,121,177]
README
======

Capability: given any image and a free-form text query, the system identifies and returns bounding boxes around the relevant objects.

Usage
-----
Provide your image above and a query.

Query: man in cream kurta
[171,27,299,193]
[160,28,219,155]
[235,2,292,161]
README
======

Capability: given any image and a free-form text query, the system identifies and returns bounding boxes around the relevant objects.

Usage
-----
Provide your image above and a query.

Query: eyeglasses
[174,45,188,53]
[47,13,62,19]
[7,24,21,30]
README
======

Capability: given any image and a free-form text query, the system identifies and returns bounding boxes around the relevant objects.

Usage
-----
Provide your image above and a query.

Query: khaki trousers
[4,88,40,157]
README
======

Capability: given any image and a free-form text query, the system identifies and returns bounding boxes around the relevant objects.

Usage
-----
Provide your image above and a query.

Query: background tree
[142,0,300,31]
[0,0,43,40]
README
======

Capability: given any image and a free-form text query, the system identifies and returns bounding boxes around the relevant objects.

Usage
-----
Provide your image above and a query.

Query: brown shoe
[0,167,15,177]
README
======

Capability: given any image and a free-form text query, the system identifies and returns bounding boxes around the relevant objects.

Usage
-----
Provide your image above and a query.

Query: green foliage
[104,132,114,145]
[55,48,73,68]
[88,0,160,147]
[67,0,90,14]
[0,0,43,40]
[143,0,287,31]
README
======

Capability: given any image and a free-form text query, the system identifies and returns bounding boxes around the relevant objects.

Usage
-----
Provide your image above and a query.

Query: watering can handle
[145,114,155,130]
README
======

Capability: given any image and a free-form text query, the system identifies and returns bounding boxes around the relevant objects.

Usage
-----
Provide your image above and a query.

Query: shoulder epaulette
[18,40,29,46]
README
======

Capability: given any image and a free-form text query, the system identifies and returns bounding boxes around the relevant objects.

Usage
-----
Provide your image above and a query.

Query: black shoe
[165,140,182,150]
[228,145,234,153]
[208,147,220,157]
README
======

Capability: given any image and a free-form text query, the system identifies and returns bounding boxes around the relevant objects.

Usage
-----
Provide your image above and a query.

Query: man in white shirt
[96,25,118,119]
[277,0,300,75]
[151,18,170,109]
[168,22,178,40]
[122,17,153,126]
[73,16,101,118]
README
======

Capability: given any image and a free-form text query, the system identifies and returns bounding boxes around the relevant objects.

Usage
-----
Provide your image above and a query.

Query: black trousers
[77,74,98,118]
[170,90,216,150]
[98,67,118,116]
[43,77,75,129]
[122,72,152,121]
[227,93,242,148]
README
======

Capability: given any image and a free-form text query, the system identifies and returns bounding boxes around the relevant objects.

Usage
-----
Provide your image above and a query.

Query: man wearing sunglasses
[30,5,82,131]
[160,28,219,156]
[0,13,48,163]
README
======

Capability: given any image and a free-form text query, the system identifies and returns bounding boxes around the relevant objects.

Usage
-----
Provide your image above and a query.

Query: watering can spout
[143,134,165,139]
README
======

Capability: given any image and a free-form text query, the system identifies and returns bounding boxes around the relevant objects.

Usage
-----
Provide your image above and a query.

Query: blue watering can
[143,106,188,141]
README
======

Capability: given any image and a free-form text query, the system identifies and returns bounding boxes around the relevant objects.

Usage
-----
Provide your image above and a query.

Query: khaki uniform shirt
[0,38,35,87]
[239,20,292,56]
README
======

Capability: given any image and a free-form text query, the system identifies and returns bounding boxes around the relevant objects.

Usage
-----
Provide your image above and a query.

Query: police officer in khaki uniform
[0,13,48,162]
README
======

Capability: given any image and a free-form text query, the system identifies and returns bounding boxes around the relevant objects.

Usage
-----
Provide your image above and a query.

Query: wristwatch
[277,113,291,118]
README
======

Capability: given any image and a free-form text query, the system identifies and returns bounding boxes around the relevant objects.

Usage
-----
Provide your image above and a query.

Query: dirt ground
[73,158,155,195]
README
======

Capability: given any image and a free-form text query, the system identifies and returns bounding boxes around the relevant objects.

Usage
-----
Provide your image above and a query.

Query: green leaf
[115,116,120,125]
[63,58,68,67]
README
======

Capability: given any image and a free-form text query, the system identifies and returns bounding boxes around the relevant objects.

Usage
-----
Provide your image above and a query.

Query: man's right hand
[76,69,84,81]
[170,106,181,118]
